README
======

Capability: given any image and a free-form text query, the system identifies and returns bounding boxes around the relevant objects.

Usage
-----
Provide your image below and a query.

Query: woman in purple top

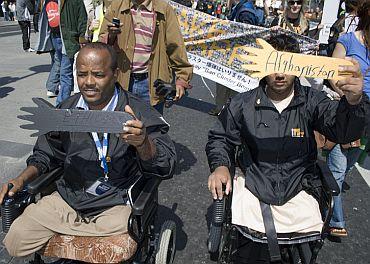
[327,0,369,238]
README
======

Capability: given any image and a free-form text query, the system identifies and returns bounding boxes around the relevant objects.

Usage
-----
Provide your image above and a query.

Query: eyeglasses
[288,0,303,5]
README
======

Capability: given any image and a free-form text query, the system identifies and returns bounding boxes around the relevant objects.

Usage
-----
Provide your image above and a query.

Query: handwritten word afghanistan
[265,51,335,79]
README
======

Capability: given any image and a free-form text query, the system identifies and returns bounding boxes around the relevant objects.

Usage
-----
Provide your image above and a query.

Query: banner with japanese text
[170,2,318,92]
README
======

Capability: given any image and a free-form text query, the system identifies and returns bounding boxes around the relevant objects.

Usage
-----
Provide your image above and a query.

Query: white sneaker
[47,91,58,97]
[24,48,35,52]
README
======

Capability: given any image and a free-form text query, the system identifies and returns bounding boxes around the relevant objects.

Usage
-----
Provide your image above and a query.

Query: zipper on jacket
[276,112,282,205]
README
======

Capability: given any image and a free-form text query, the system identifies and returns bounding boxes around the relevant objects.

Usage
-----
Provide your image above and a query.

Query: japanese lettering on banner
[170,2,318,93]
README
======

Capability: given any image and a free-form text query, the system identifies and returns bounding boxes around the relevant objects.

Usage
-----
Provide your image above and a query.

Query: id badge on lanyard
[85,89,118,196]
[86,177,112,196]
[87,133,112,196]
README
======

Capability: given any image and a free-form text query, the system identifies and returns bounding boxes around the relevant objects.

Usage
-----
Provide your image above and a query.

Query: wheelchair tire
[208,223,222,253]
[155,220,176,264]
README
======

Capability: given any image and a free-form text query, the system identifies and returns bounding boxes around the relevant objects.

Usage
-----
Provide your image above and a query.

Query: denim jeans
[4,11,10,21]
[46,50,60,94]
[128,76,164,115]
[51,35,74,105]
[327,144,361,228]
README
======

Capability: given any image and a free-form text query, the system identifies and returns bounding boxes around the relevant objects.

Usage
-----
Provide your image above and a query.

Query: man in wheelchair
[206,34,368,263]
[0,42,176,261]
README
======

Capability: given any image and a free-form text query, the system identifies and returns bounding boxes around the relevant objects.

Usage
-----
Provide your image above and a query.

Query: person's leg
[129,77,151,104]
[3,209,55,257]
[18,21,29,51]
[345,147,361,174]
[3,192,69,257]
[153,102,164,115]
[3,191,131,258]
[56,54,74,104]
[46,50,61,95]
[233,233,270,264]
[327,144,347,229]
[56,42,74,104]
[25,21,31,50]
[209,83,237,115]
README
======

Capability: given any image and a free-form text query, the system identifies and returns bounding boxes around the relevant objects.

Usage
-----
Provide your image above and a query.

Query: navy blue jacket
[27,88,176,216]
[206,79,368,205]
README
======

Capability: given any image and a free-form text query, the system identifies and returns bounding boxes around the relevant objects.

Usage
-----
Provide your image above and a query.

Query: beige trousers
[3,192,131,257]
[231,175,323,234]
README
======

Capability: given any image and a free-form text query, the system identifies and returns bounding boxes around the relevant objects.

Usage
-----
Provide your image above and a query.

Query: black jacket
[27,89,176,216]
[206,79,368,205]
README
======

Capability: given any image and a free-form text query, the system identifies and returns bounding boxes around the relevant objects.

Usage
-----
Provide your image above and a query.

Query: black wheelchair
[207,159,340,264]
[2,168,176,264]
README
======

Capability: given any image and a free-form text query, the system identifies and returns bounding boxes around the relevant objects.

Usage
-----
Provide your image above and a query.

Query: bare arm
[0,165,39,204]
[329,43,347,97]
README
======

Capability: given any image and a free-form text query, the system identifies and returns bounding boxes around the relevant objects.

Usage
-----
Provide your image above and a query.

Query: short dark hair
[265,34,301,53]
[259,34,300,86]
[77,42,118,70]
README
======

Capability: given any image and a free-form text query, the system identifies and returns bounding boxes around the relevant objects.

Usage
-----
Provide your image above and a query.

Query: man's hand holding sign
[121,105,156,161]
[240,38,363,105]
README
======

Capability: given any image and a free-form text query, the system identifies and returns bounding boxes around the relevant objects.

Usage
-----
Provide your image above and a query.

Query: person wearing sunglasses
[270,0,309,36]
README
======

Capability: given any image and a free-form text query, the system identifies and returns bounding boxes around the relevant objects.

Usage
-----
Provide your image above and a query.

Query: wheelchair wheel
[155,220,176,264]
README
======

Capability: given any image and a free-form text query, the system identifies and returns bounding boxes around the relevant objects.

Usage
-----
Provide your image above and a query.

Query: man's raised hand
[121,105,147,147]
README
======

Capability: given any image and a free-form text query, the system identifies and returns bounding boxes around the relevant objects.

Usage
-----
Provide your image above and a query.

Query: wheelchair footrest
[235,225,322,245]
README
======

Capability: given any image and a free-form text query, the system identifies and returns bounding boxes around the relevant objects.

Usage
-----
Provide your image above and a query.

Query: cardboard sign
[18,98,133,137]
[170,1,318,91]
[240,38,353,80]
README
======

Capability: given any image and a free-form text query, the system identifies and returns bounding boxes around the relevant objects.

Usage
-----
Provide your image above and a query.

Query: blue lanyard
[88,89,118,180]
[92,132,109,180]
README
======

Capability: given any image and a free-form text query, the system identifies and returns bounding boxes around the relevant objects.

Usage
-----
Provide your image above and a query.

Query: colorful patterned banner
[170,2,319,92]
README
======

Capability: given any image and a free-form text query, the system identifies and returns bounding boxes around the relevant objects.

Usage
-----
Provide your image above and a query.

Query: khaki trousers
[3,192,131,257]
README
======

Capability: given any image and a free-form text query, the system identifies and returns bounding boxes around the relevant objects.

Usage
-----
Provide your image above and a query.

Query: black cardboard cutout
[18,98,133,137]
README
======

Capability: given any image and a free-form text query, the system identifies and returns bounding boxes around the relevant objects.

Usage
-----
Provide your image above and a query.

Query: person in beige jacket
[99,0,193,114]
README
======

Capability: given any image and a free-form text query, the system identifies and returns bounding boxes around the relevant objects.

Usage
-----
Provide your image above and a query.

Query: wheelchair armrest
[131,177,161,216]
[27,168,63,195]
[316,160,340,196]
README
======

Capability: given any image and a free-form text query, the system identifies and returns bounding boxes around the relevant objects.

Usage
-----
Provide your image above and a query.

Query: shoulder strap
[259,201,281,262]
[345,15,356,33]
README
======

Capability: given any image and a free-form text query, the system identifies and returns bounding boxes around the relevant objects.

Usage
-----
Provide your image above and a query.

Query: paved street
[0,21,369,264]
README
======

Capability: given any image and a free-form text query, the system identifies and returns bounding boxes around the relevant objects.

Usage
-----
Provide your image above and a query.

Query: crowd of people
[1,1,16,21]
[0,0,369,263]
